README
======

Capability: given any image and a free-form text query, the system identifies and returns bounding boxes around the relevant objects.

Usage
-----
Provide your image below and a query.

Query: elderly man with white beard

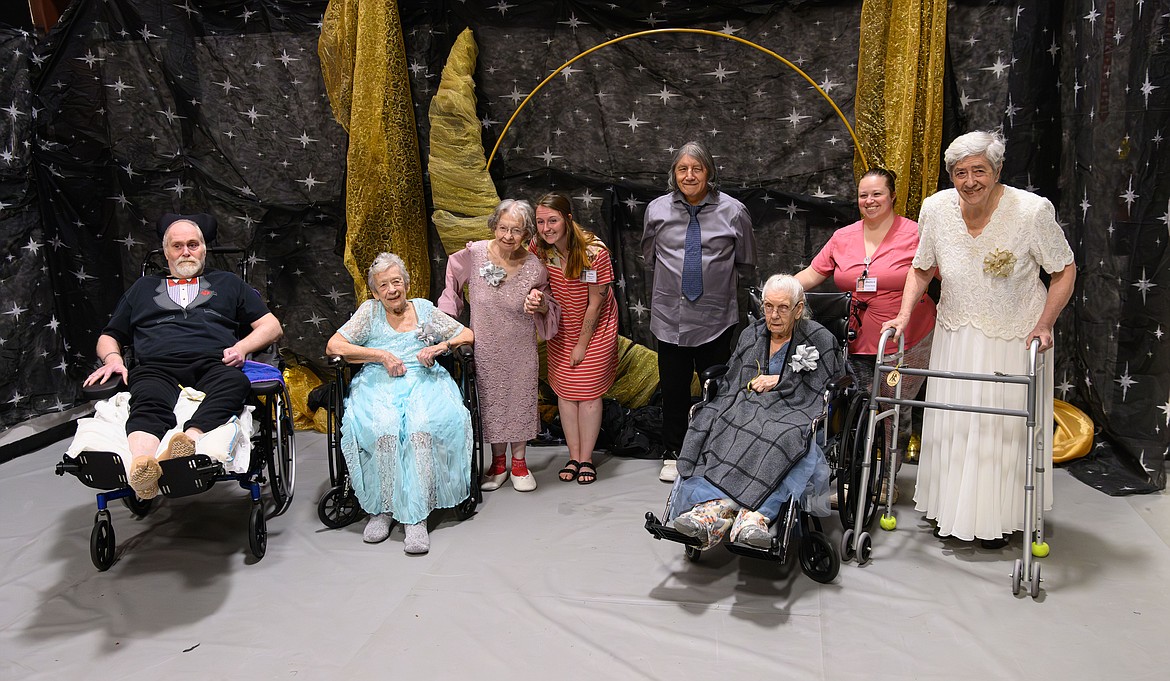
[83,213,283,500]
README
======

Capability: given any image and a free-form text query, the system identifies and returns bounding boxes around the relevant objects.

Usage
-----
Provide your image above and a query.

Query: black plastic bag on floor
[599,399,666,459]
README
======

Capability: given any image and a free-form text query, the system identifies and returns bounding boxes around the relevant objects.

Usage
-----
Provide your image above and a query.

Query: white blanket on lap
[67,388,253,475]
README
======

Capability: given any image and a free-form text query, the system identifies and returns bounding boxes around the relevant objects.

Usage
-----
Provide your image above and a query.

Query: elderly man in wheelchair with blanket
[79,213,283,500]
[647,274,845,582]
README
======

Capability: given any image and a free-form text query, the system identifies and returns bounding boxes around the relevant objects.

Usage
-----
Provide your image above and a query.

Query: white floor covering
[2,431,1168,680]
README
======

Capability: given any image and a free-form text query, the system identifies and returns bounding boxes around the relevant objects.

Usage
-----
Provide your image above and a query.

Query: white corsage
[479,261,506,287]
[788,344,820,373]
[415,320,443,347]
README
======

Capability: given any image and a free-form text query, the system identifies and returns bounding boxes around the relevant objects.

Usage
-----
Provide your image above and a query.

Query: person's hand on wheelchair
[222,343,247,368]
[380,350,407,377]
[83,354,128,388]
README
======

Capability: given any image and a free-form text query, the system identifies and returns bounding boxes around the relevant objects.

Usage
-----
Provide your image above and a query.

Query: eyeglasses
[494,226,527,238]
[762,302,799,316]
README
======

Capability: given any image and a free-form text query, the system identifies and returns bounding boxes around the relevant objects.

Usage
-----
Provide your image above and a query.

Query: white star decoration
[1115,363,1137,401]
[1132,268,1155,304]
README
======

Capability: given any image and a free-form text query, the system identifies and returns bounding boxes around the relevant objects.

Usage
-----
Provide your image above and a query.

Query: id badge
[581,269,598,284]
[855,276,877,293]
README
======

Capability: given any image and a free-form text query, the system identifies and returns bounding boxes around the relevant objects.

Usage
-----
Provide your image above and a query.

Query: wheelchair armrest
[81,375,126,401]
[826,374,853,394]
[453,344,474,360]
[327,355,346,368]
[700,364,729,383]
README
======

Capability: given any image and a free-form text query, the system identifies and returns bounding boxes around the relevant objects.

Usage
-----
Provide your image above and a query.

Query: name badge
[581,269,598,284]
[856,276,877,293]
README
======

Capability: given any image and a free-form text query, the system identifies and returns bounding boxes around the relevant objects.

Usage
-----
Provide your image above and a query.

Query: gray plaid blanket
[677,318,843,510]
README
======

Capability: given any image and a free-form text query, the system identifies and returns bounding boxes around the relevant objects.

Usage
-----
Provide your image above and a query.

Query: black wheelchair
[643,291,885,583]
[55,247,296,570]
[316,344,483,531]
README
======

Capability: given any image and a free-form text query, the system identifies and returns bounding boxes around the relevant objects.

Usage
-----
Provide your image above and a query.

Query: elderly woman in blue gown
[670,274,841,550]
[326,253,475,554]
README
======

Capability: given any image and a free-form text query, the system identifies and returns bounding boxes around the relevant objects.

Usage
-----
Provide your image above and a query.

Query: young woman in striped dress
[532,192,619,485]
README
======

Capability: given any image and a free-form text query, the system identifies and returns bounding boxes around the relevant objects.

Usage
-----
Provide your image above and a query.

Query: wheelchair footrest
[724,540,784,561]
[644,512,702,547]
[56,451,128,490]
[158,455,224,498]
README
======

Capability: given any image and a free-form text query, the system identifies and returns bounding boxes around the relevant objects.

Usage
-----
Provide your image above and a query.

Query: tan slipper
[128,457,163,499]
[160,432,196,460]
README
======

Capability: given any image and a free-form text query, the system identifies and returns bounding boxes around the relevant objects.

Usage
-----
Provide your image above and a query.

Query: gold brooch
[983,248,1017,278]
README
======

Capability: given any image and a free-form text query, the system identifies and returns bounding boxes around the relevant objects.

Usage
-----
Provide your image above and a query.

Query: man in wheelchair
[670,274,842,550]
[81,213,283,500]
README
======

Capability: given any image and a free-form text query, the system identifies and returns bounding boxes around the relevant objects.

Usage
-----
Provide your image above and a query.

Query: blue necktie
[682,204,703,302]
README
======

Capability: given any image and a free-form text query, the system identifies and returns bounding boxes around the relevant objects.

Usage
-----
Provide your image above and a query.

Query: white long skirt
[914,324,1054,541]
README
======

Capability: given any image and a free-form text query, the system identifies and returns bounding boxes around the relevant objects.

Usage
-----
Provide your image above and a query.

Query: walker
[842,328,1047,599]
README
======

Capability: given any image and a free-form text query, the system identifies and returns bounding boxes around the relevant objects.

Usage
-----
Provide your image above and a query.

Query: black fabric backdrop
[1,0,1166,494]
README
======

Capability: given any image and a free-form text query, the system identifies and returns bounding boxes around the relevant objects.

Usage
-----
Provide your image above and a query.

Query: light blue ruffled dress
[338,299,472,525]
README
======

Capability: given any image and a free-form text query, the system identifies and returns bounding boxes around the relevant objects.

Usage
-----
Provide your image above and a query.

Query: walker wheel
[90,510,115,571]
[1031,541,1050,558]
[857,531,873,566]
[879,514,897,531]
[1011,558,1023,596]
[1028,563,1042,599]
[840,528,855,561]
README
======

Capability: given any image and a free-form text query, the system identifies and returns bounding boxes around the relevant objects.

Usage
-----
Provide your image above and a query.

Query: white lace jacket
[912,186,1074,339]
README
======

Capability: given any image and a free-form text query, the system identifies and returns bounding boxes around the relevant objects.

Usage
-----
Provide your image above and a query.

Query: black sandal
[558,459,581,482]
[576,461,597,485]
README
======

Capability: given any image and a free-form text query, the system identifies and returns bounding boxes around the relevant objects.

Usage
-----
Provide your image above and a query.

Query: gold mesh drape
[319,0,429,301]
[854,0,947,219]
[428,28,500,251]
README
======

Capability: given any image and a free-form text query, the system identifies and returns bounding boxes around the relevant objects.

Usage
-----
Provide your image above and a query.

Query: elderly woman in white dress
[883,130,1075,549]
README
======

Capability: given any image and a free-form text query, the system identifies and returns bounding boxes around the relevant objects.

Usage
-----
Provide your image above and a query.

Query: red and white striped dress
[539,240,619,401]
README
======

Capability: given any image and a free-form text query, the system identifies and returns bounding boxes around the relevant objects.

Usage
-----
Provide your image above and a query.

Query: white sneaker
[363,513,392,543]
[659,460,678,482]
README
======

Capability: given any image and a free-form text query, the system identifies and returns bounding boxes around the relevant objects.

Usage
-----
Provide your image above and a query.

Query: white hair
[762,274,810,319]
[944,130,1006,174]
[487,199,536,240]
[367,252,408,291]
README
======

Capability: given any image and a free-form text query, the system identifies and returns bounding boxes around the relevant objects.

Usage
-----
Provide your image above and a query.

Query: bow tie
[168,278,198,286]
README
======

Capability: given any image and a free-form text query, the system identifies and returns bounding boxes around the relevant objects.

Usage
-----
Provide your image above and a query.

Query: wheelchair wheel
[798,531,839,584]
[122,495,154,518]
[248,502,267,559]
[318,484,364,528]
[90,510,116,571]
[837,393,884,532]
[453,496,477,521]
[265,386,296,518]
[684,544,703,563]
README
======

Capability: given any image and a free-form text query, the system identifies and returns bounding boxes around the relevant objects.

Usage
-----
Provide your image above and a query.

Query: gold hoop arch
[486,27,867,172]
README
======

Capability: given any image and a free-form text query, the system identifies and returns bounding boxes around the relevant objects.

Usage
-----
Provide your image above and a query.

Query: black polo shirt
[103,270,270,361]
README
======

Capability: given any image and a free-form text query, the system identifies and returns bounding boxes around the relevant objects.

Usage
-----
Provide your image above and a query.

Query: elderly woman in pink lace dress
[439,199,559,493]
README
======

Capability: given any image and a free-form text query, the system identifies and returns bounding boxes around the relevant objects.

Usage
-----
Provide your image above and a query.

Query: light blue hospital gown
[338,298,472,524]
